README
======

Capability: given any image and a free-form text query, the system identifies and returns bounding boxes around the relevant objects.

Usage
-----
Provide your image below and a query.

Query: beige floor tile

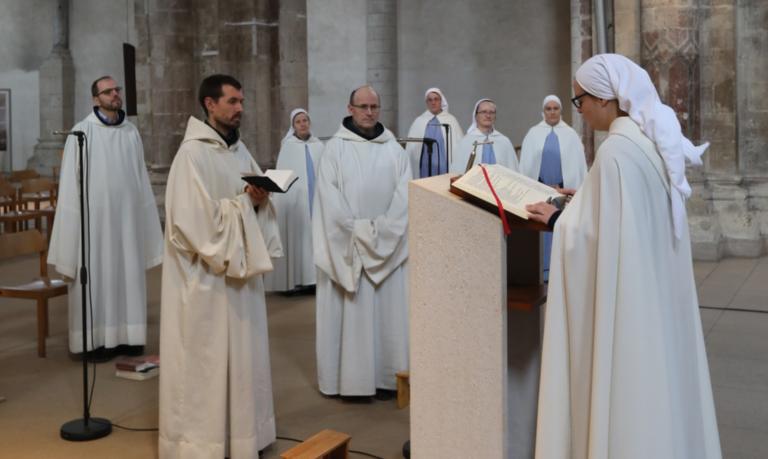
[694,260,719,283]
[699,307,724,336]
[718,426,768,459]
[712,385,768,433]
[697,258,761,307]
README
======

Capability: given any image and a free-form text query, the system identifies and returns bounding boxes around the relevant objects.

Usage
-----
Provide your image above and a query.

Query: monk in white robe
[159,75,281,458]
[450,98,518,174]
[405,87,464,178]
[528,54,721,459]
[313,85,410,397]
[48,75,163,354]
[264,109,323,292]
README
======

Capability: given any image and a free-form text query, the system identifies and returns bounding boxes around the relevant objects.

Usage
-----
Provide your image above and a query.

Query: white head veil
[575,53,707,240]
[467,98,495,135]
[282,108,309,141]
[541,94,562,121]
[424,87,449,112]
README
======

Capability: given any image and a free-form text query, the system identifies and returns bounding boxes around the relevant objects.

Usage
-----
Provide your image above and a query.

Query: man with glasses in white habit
[313,85,411,400]
[48,75,163,361]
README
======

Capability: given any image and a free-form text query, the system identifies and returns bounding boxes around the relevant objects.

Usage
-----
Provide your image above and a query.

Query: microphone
[52,130,85,136]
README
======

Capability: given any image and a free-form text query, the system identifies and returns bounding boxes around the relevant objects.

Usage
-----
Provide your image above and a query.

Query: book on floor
[114,355,159,372]
[451,164,562,220]
[241,169,298,193]
[116,367,159,381]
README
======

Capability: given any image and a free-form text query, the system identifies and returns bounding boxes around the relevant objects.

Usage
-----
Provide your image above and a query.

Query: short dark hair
[91,75,113,97]
[198,74,242,116]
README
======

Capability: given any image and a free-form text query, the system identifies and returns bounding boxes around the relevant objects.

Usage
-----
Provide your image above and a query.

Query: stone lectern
[409,174,547,459]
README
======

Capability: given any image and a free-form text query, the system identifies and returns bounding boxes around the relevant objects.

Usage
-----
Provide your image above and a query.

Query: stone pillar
[570,0,594,164]
[367,0,398,132]
[276,0,309,166]
[28,0,74,175]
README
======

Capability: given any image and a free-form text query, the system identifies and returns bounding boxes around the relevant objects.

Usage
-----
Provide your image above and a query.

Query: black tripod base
[60,417,112,441]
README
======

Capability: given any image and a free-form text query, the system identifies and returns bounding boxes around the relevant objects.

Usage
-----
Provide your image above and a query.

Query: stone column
[28,0,74,175]
[277,0,309,166]
[570,0,594,164]
[367,0,398,132]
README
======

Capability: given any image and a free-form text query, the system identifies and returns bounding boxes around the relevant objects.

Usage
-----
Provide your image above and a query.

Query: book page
[264,169,297,189]
[453,164,560,219]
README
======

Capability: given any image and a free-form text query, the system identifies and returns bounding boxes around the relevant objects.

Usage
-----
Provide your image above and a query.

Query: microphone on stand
[441,124,451,164]
[465,139,494,173]
[398,137,437,177]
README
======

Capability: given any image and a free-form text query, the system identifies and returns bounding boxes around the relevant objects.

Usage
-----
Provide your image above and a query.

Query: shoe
[374,389,397,401]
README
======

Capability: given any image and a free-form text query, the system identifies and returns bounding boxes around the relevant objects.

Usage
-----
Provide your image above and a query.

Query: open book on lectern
[451,164,562,220]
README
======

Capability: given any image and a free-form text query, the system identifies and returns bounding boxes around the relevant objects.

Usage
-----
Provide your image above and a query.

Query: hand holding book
[241,169,298,193]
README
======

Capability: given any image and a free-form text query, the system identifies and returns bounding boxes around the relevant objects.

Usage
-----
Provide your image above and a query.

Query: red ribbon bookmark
[478,164,512,236]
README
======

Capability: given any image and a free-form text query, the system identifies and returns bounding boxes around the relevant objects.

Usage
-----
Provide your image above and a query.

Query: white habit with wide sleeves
[450,129,519,174]
[405,110,464,178]
[48,112,163,352]
[159,117,282,459]
[263,134,323,291]
[519,119,588,189]
[535,117,721,459]
[313,122,410,395]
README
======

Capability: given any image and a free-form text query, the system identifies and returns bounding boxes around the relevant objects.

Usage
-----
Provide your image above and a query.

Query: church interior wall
[0,0,57,171]
[396,0,572,147]
[307,0,369,138]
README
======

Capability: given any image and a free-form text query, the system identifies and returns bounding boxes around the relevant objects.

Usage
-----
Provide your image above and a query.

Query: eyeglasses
[570,92,591,109]
[477,110,496,116]
[350,104,380,112]
[97,86,122,96]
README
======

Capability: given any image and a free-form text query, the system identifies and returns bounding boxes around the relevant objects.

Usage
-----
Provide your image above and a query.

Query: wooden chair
[18,178,56,237]
[280,429,351,459]
[0,230,67,357]
[0,182,43,234]
[8,169,40,183]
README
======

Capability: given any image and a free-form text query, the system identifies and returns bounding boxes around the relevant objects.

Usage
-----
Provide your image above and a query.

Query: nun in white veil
[449,98,518,174]
[263,109,324,292]
[529,54,721,459]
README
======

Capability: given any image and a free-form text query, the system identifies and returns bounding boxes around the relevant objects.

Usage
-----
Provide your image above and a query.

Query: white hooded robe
[158,117,282,459]
[519,119,587,189]
[450,129,519,174]
[535,117,721,459]
[47,112,163,353]
[263,134,323,291]
[405,110,464,179]
[313,121,410,395]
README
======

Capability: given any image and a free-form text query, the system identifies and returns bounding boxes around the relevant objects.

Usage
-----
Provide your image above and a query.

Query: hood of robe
[334,119,395,144]
[181,116,240,151]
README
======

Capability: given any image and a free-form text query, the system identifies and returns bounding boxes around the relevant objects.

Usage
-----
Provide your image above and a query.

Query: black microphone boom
[52,130,85,137]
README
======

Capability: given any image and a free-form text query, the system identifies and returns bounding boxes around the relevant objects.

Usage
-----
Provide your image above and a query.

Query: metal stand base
[60,417,112,442]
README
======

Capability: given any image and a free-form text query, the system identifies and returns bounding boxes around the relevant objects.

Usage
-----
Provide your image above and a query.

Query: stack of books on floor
[114,355,160,381]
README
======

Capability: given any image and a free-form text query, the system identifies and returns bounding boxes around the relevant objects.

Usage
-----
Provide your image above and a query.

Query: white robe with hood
[159,117,282,459]
[535,117,721,459]
[263,134,323,291]
[519,119,587,189]
[405,109,464,179]
[450,129,519,174]
[48,112,163,353]
[313,121,410,395]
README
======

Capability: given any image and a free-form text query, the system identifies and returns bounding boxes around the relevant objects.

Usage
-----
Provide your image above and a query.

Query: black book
[241,170,298,193]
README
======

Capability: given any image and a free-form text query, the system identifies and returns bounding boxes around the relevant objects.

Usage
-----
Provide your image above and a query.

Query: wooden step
[280,429,351,459]
[396,371,410,409]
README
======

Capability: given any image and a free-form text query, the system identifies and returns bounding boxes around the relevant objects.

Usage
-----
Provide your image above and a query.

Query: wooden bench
[280,429,351,459]
[396,371,410,409]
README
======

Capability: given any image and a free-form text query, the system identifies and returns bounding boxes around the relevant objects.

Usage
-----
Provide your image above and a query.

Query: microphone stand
[397,137,438,178]
[441,123,451,166]
[59,131,112,441]
[465,139,495,173]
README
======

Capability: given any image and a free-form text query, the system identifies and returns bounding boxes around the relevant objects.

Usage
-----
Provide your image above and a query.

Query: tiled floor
[695,257,768,458]
[0,256,766,458]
